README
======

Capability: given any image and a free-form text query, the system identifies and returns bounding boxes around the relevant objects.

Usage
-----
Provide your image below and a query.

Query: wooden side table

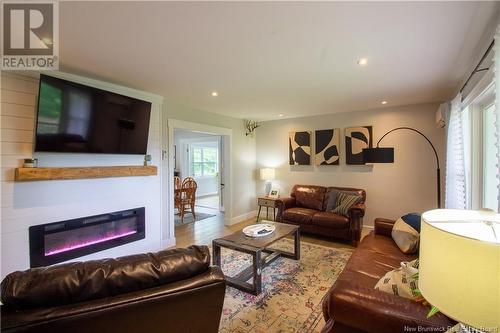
[257,197,280,222]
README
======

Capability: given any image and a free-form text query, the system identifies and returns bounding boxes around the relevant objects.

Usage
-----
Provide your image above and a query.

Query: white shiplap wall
[0,72,169,277]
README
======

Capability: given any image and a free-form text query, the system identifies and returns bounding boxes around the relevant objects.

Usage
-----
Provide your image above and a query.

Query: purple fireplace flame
[45,230,138,256]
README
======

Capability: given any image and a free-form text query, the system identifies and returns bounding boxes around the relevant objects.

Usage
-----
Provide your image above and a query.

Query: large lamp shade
[362,147,394,163]
[260,168,275,181]
[419,209,500,330]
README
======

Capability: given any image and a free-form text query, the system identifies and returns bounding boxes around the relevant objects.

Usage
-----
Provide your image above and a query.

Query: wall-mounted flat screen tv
[35,74,152,154]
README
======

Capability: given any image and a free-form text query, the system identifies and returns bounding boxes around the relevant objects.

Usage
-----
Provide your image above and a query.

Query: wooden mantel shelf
[14,166,157,182]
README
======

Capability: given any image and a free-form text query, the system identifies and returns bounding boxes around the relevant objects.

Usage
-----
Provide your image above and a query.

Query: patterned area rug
[216,239,353,333]
[174,212,216,226]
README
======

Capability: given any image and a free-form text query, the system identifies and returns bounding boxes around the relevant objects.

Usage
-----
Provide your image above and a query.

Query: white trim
[168,119,232,136]
[161,238,176,249]
[461,69,494,107]
[40,71,164,104]
[228,210,257,226]
[363,225,374,231]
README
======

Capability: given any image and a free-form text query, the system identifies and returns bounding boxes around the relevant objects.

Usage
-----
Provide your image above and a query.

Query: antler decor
[244,120,261,137]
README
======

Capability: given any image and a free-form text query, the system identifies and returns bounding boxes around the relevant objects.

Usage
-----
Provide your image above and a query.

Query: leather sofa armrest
[276,197,296,221]
[374,217,396,237]
[323,280,455,333]
[348,203,365,218]
[348,203,365,246]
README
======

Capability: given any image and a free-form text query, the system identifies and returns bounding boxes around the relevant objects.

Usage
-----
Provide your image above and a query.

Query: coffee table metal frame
[212,223,300,295]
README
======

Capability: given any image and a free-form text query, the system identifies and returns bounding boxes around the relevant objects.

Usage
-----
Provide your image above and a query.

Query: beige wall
[255,103,445,227]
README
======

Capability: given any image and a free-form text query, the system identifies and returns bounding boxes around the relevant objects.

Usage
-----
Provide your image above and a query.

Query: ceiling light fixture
[381,101,388,105]
[357,58,368,66]
[278,114,284,117]
[211,91,218,97]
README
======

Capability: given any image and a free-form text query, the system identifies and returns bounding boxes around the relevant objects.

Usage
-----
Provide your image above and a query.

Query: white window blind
[445,94,467,209]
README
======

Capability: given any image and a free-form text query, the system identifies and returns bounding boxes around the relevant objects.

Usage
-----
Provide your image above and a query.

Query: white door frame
[164,119,233,245]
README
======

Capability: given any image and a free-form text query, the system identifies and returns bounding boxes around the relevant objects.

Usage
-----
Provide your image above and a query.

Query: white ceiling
[60,2,499,120]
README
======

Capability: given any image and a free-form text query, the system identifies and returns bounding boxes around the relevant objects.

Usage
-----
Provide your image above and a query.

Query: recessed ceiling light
[381,100,388,105]
[357,58,368,66]
[211,91,218,97]
[278,114,284,117]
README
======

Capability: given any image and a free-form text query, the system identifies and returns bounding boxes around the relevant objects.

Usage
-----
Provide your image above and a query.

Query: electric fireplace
[29,207,145,267]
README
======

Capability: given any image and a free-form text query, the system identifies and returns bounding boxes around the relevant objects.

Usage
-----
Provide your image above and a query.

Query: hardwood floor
[175,214,370,250]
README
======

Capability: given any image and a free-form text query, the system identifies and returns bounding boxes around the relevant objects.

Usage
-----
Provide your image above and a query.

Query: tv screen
[35,74,152,154]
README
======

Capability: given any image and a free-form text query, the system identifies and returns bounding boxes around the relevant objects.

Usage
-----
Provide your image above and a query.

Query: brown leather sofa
[276,185,366,246]
[1,246,226,333]
[321,218,456,333]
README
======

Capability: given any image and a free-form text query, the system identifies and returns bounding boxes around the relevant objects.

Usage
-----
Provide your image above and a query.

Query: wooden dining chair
[174,176,182,213]
[174,176,181,190]
[178,178,197,223]
[182,176,195,187]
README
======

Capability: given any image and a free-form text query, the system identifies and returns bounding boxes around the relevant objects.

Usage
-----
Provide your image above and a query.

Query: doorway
[174,129,223,219]
[165,119,232,244]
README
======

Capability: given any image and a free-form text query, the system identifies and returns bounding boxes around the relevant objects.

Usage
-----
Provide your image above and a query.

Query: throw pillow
[391,214,421,254]
[331,192,361,217]
[325,189,340,211]
[374,259,419,299]
[401,213,421,232]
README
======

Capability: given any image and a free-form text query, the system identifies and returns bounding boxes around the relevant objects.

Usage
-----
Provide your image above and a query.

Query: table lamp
[419,209,500,333]
[260,168,275,196]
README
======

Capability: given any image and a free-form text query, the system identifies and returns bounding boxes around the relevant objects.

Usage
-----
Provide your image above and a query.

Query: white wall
[164,102,257,223]
[0,72,167,277]
[255,103,445,227]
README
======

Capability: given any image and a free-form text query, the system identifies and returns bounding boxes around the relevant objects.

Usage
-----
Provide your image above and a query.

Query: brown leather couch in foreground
[1,246,226,333]
[321,218,456,333]
[276,185,366,246]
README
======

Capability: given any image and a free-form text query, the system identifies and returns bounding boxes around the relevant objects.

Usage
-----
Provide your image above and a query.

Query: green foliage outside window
[192,146,218,177]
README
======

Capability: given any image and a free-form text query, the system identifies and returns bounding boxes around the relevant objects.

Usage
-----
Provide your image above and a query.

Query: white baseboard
[161,237,176,249]
[226,210,257,226]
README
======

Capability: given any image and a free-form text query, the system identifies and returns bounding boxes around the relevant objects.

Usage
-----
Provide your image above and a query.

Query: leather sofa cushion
[312,212,349,229]
[338,233,417,285]
[282,207,317,224]
[292,185,326,210]
[1,245,210,309]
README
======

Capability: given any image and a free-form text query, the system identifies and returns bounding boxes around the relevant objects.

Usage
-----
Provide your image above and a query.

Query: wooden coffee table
[212,221,300,295]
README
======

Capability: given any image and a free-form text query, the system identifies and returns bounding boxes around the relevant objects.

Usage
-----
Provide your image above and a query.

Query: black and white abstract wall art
[315,129,340,165]
[345,126,373,165]
[289,131,311,165]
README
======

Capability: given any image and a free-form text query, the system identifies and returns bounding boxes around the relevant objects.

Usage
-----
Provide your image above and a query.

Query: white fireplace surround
[1,72,172,278]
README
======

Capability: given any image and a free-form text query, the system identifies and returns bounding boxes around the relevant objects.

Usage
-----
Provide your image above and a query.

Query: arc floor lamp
[362,127,441,208]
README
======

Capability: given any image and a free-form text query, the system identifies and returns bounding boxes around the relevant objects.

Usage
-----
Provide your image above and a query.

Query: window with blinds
[445,94,467,209]
[460,68,497,211]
